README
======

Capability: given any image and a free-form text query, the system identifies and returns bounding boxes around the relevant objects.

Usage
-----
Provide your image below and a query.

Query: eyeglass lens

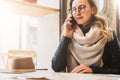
[70,5,86,15]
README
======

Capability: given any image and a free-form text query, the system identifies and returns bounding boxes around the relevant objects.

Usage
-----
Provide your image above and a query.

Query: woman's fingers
[71,64,93,73]
[71,65,84,73]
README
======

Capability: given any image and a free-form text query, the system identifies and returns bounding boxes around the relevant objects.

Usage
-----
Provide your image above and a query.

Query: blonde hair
[92,16,113,42]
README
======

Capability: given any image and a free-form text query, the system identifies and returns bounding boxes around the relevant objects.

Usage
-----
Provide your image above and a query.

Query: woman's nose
[76,9,81,15]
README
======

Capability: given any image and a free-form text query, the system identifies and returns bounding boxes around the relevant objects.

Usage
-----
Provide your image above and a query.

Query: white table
[0,70,120,80]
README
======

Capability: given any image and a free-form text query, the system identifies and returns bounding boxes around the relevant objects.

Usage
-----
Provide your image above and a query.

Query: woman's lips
[76,17,83,20]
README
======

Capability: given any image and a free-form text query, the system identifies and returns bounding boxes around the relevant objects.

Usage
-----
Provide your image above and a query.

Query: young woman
[52,0,120,74]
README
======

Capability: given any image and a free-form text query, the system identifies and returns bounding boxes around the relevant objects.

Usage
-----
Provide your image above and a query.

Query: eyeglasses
[69,5,86,15]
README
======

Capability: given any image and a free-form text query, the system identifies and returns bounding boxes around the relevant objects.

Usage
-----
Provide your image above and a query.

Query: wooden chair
[7,50,37,69]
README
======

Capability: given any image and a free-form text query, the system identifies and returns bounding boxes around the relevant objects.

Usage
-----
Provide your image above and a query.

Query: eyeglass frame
[69,5,86,15]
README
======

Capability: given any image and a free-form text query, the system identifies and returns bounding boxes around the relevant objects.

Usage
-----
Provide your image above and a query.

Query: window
[0,0,59,70]
[96,0,105,13]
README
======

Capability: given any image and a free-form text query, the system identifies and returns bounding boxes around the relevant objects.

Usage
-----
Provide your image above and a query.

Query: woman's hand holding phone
[62,14,76,38]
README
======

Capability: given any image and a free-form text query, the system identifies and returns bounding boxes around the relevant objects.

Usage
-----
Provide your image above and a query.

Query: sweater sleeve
[91,31,120,74]
[52,36,71,72]
[91,66,120,74]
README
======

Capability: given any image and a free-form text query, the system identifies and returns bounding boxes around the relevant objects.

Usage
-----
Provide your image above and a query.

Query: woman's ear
[91,7,97,15]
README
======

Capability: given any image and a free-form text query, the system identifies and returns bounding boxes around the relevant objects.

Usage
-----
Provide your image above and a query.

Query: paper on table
[24,71,120,80]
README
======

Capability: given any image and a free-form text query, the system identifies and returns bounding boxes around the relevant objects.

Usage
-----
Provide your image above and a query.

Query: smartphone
[70,16,76,29]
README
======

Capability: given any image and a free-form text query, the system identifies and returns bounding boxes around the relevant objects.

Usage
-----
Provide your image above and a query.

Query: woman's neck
[78,24,91,35]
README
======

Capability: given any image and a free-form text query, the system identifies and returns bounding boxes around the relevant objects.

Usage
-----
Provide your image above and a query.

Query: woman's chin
[77,21,88,26]
[77,20,83,24]
[77,22,84,25]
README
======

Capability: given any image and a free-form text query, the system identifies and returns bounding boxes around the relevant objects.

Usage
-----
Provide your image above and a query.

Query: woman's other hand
[71,64,93,73]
